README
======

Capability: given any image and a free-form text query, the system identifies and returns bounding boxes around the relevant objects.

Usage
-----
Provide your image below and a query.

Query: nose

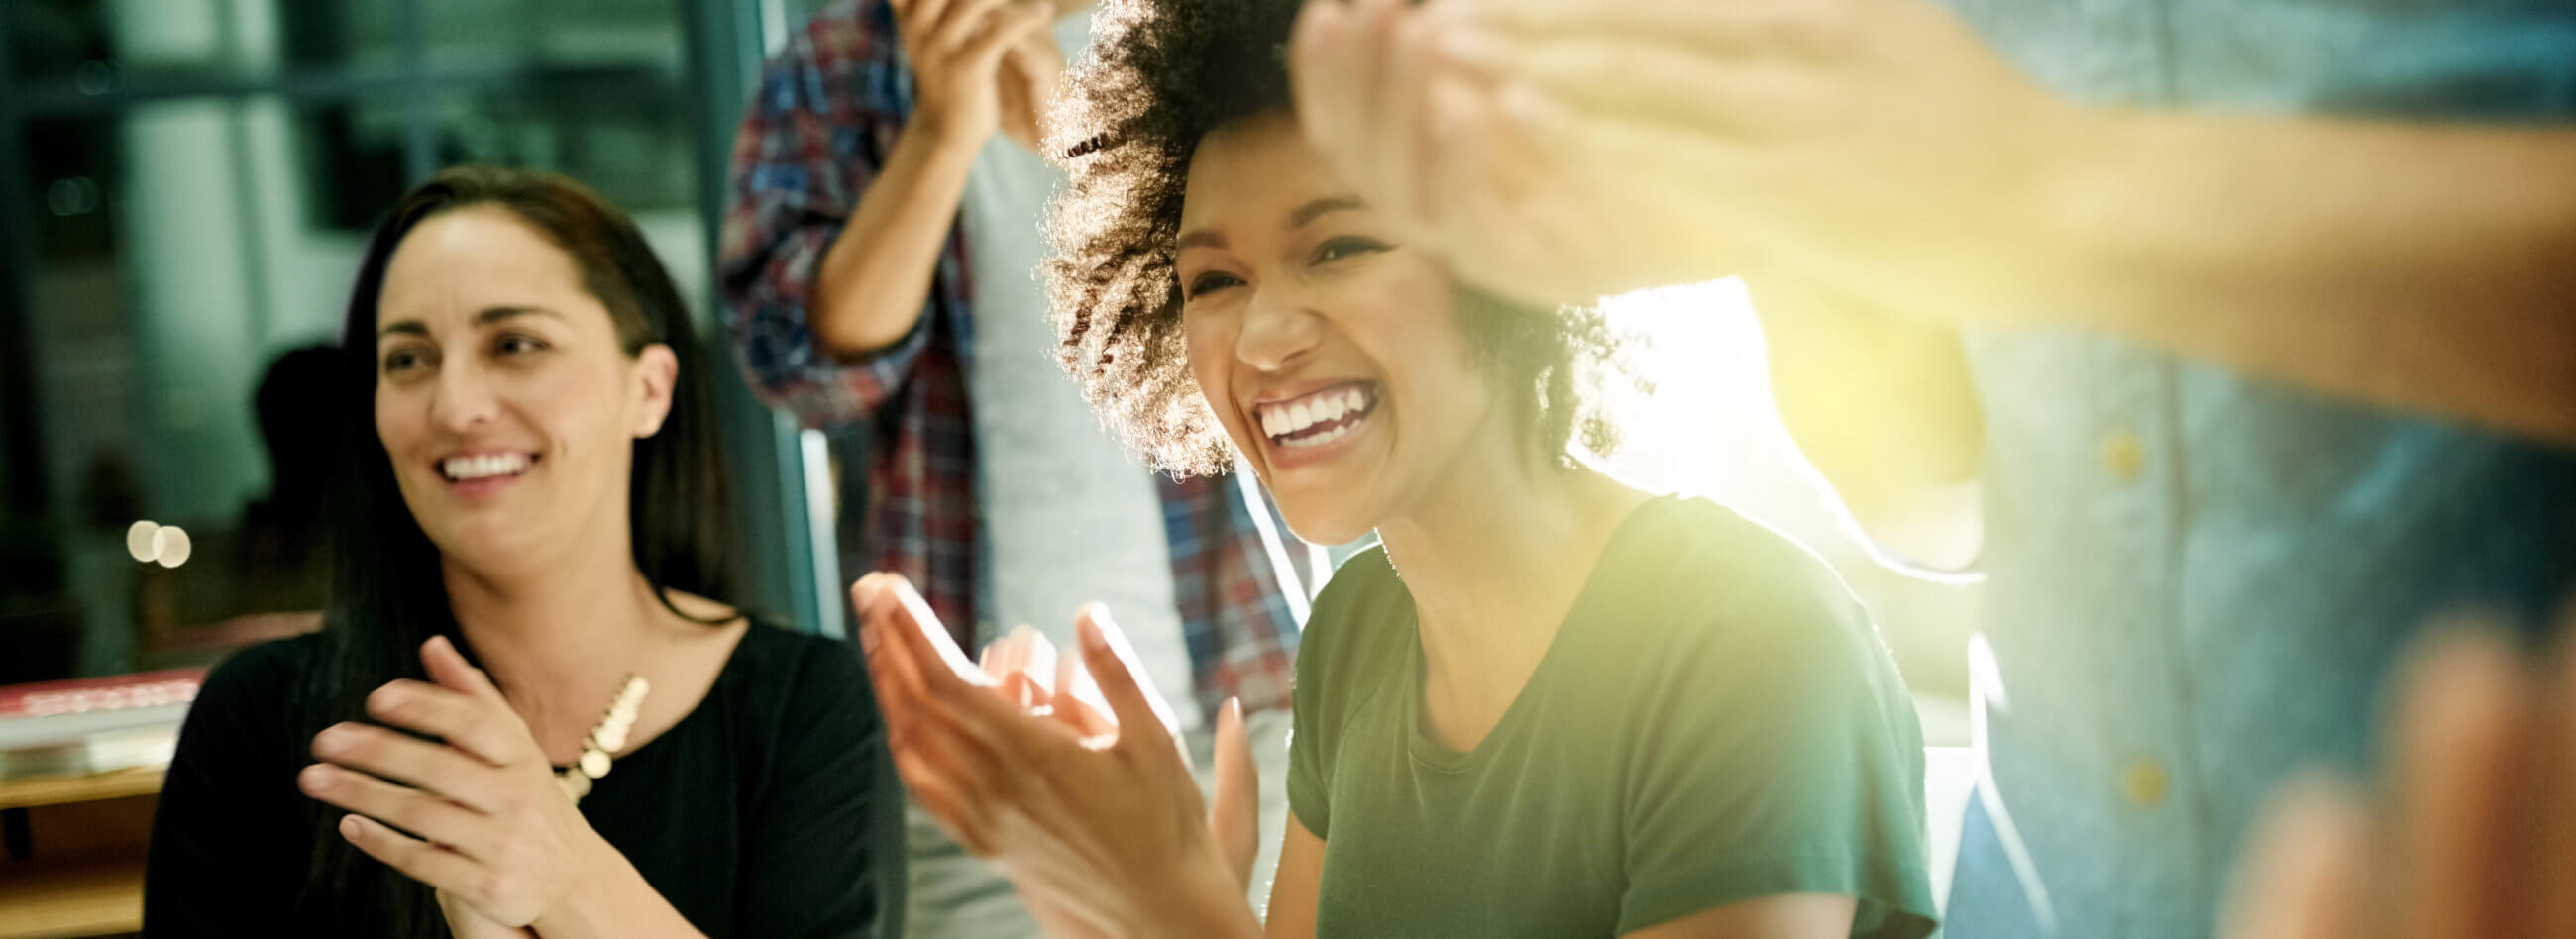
[427,357,497,435]
[1234,282,1322,373]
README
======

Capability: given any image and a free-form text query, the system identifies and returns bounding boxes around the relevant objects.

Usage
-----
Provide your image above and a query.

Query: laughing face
[1176,111,1508,545]
[371,205,676,574]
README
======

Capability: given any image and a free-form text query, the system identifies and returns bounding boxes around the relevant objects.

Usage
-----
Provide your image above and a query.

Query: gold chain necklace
[555,673,649,804]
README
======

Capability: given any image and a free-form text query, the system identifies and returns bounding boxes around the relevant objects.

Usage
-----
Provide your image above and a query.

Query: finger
[2216,777,2371,939]
[300,764,495,860]
[311,722,505,812]
[367,678,526,769]
[2391,629,2532,939]
[932,0,1013,54]
[961,0,1050,75]
[860,573,992,688]
[892,0,957,49]
[872,588,1078,763]
[1074,605,1180,750]
[1287,0,1353,141]
[422,636,509,704]
[1476,34,1781,137]
[1209,697,1260,892]
[1366,6,1445,233]
[337,813,487,898]
[1052,651,1117,741]
[1349,0,1411,212]
[1463,0,1826,57]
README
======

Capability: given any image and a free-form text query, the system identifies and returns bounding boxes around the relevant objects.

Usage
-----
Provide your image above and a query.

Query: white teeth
[442,454,531,481]
[1255,385,1380,443]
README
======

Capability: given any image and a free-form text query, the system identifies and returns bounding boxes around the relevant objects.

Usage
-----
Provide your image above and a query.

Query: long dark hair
[300,165,736,934]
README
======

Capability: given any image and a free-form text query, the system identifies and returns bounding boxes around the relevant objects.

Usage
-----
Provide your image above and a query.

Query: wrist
[531,842,677,938]
[1136,845,1261,939]
[907,107,990,156]
[2000,101,2159,324]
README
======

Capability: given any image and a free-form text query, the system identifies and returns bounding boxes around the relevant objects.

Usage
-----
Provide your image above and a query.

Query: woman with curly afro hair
[852,0,1941,936]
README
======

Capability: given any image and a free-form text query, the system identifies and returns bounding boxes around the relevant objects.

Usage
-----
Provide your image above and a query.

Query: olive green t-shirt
[1287,496,1939,937]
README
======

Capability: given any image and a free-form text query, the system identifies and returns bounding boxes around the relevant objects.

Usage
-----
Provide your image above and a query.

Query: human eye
[1309,236,1390,266]
[1185,269,1246,299]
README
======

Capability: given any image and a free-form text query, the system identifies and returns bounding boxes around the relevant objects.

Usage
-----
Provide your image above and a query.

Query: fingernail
[300,764,334,791]
[312,727,346,757]
[339,815,362,839]
[858,620,880,655]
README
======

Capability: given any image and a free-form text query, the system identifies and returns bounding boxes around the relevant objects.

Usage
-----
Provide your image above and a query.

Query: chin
[1273,497,1377,549]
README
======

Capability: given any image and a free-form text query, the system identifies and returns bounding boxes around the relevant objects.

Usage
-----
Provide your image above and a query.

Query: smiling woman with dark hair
[850,1,1940,937]
[143,166,895,939]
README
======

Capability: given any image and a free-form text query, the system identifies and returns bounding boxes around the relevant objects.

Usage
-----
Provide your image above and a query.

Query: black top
[143,622,898,937]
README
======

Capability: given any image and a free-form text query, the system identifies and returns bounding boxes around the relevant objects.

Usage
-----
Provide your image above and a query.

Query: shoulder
[1300,546,1411,684]
[170,634,328,768]
[193,634,324,716]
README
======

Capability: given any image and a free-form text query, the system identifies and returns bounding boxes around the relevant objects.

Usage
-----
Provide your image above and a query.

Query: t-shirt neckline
[1400,494,1677,774]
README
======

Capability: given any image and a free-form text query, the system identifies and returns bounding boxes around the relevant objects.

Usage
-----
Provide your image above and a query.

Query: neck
[442,538,665,734]
[1374,431,1643,697]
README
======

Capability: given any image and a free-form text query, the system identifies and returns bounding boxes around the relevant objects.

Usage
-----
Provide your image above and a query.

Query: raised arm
[1288,0,2576,447]
[716,0,1049,427]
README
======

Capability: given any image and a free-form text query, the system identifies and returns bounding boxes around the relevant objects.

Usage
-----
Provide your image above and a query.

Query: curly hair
[1044,0,1626,477]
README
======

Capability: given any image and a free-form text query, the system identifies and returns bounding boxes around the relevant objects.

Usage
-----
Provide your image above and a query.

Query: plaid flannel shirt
[716,0,1304,720]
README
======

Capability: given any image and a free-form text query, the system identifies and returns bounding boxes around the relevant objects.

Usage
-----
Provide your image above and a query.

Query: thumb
[420,635,504,704]
[1209,697,1260,893]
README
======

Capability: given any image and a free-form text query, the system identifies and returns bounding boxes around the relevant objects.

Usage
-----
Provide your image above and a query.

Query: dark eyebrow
[376,306,564,339]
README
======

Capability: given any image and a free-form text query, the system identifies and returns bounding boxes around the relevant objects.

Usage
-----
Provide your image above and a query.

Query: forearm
[811,119,986,359]
[2024,112,2576,446]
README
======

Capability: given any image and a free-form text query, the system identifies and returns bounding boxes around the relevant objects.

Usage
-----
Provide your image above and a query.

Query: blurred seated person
[235,343,341,613]
[144,166,894,938]
[135,346,340,667]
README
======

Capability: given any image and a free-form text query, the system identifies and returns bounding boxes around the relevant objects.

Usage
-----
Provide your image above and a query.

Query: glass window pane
[6,0,404,86]
[429,71,698,216]
[423,0,684,71]
[6,98,392,682]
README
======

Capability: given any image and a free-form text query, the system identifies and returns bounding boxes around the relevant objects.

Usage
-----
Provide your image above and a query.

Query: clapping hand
[298,636,656,936]
[2224,613,2576,939]
[853,573,1263,937]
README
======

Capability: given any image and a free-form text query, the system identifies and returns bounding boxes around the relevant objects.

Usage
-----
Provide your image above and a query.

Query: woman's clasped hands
[296,635,659,938]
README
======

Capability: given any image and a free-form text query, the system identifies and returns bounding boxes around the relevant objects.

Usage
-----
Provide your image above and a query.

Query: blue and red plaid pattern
[716,0,1303,720]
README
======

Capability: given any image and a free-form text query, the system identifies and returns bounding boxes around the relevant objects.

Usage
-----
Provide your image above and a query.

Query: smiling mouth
[1254,382,1379,451]
[437,453,539,483]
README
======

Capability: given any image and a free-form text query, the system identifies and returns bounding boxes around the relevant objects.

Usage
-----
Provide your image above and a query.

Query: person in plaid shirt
[716,1,1314,935]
